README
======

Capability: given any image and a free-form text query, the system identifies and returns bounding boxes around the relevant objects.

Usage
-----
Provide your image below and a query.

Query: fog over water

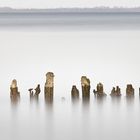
[0,13,140,140]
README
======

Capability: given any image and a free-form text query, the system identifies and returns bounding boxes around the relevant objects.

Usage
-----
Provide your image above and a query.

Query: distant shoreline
[0,7,140,13]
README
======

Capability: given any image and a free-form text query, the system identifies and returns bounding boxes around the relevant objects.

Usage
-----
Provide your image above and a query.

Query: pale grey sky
[0,0,140,8]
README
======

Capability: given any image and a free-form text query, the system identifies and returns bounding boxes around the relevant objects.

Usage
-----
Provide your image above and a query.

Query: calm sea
[0,12,140,140]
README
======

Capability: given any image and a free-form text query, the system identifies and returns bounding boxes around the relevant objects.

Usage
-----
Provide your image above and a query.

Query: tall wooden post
[44,72,54,103]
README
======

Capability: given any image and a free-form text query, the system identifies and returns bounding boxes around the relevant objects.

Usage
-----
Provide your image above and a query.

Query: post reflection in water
[44,84,54,140]
[94,94,107,105]
[10,94,20,107]
[110,95,121,104]
[44,94,53,108]
[29,95,39,106]
[29,88,34,102]
[82,95,90,106]
[30,94,40,104]
[126,95,135,106]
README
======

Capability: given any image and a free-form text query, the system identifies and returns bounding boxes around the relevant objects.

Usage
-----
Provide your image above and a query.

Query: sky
[0,0,140,9]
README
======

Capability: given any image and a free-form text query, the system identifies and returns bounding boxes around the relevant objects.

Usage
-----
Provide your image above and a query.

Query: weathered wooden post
[44,72,54,103]
[93,82,106,97]
[10,79,20,96]
[126,84,134,96]
[28,84,41,102]
[34,84,41,101]
[34,84,41,95]
[71,85,79,101]
[10,79,20,104]
[81,76,90,101]
[110,86,121,97]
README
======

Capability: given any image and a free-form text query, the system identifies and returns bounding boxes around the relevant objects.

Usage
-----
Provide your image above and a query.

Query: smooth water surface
[0,12,140,140]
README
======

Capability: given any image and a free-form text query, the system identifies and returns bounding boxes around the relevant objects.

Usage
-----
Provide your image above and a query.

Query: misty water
[0,12,140,30]
[0,13,140,140]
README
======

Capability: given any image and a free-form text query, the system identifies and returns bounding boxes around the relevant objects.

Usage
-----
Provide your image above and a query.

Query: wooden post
[93,82,106,97]
[81,76,90,101]
[71,85,79,101]
[126,84,134,97]
[44,72,54,103]
[110,86,121,97]
[10,79,20,104]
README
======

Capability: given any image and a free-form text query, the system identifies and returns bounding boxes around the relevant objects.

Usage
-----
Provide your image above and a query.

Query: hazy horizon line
[1,6,140,10]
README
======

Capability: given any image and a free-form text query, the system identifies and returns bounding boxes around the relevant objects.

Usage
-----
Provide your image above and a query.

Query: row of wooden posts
[10,72,137,103]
